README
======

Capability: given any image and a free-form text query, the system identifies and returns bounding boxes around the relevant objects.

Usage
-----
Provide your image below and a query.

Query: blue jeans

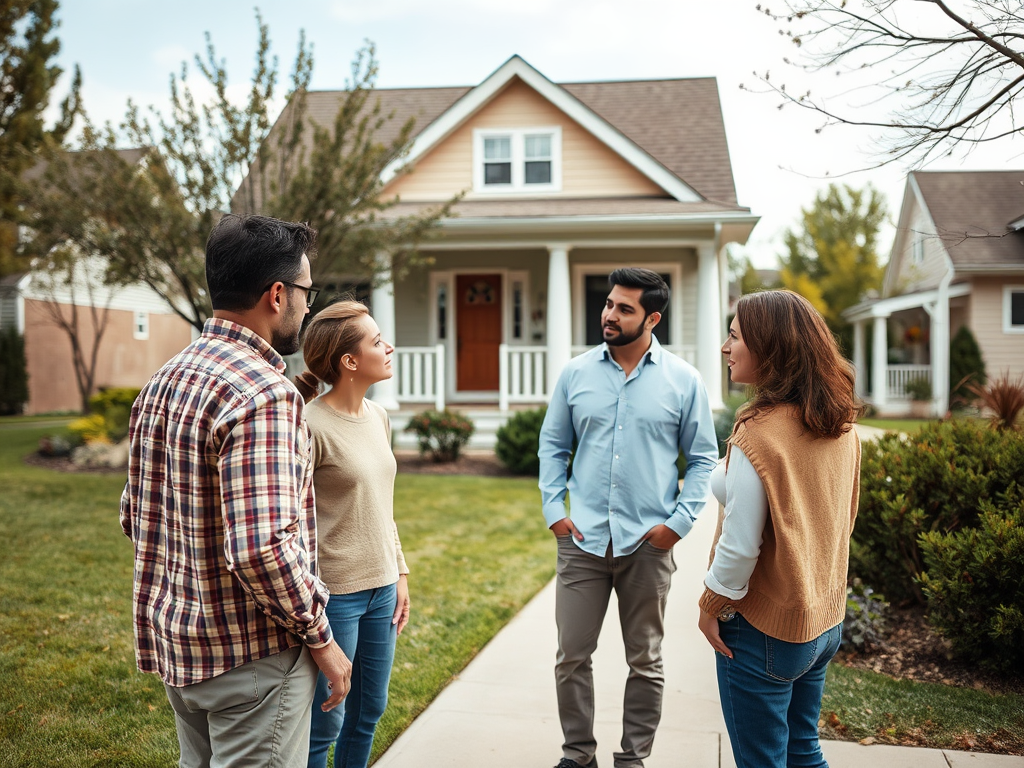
[308,583,398,768]
[716,614,842,768]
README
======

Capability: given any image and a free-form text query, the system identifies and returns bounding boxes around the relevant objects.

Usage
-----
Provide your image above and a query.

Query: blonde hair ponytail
[293,300,371,403]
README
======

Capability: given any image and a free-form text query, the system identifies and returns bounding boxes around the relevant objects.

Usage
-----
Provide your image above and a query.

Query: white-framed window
[1004,285,1024,333]
[133,310,149,341]
[911,234,924,265]
[473,127,562,193]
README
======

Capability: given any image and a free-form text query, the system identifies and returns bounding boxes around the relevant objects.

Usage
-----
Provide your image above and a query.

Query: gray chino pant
[164,645,319,768]
[555,536,677,768]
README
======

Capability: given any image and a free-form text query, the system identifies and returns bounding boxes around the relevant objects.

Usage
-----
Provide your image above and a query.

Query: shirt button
[615,455,619,459]
[618,425,622,430]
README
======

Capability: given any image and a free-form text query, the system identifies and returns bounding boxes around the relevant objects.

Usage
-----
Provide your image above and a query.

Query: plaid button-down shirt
[120,318,332,687]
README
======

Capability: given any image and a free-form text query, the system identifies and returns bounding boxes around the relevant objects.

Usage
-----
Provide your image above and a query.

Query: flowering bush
[404,409,475,462]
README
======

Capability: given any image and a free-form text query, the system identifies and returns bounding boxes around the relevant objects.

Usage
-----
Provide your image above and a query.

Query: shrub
[496,407,546,475]
[852,419,1024,604]
[842,579,888,652]
[903,375,932,402]
[67,413,111,445]
[967,371,1024,431]
[88,387,141,440]
[404,409,474,462]
[38,433,77,457]
[918,486,1024,672]
[0,326,28,415]
[949,325,986,402]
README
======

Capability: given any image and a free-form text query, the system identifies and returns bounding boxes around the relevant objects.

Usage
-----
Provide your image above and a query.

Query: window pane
[525,161,551,184]
[484,162,512,185]
[484,137,511,160]
[525,134,551,159]
[1012,291,1024,326]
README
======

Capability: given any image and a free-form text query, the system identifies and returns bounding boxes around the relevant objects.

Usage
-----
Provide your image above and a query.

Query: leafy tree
[0,0,79,276]
[778,184,887,354]
[106,14,455,331]
[753,1,1024,166]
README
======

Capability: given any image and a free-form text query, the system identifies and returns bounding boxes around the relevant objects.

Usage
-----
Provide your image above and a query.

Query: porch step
[388,408,531,451]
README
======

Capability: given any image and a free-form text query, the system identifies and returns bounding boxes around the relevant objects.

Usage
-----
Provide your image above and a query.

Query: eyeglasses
[263,280,320,309]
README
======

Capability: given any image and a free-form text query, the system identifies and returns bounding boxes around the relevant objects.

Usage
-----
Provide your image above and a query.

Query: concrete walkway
[377,491,1022,768]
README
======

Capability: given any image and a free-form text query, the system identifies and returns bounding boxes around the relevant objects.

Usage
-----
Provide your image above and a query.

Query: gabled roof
[21,147,150,183]
[912,170,1024,270]
[240,56,743,211]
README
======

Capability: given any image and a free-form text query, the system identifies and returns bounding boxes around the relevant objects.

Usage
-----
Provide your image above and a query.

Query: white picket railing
[887,364,931,400]
[571,344,697,365]
[499,345,548,412]
[394,345,445,412]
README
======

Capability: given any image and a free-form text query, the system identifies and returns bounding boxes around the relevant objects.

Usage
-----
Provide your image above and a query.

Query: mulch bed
[834,604,1024,696]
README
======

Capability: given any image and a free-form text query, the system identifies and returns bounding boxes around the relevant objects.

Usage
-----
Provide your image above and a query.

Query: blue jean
[716,614,842,768]
[307,583,398,768]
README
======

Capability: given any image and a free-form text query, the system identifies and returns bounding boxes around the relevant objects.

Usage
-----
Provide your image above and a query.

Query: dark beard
[271,326,302,356]
[603,322,646,347]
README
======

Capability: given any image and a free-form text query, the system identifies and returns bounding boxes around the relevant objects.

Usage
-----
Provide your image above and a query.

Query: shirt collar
[203,317,286,372]
[600,334,663,366]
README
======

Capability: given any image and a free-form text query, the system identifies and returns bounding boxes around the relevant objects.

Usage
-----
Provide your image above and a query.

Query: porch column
[852,320,866,398]
[871,315,888,411]
[546,244,572,395]
[929,287,950,417]
[371,253,400,411]
[696,244,724,410]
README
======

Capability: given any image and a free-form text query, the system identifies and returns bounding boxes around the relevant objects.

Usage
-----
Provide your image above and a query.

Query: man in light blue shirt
[539,268,718,768]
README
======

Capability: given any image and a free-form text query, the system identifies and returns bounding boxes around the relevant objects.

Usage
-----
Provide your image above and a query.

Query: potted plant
[904,376,932,418]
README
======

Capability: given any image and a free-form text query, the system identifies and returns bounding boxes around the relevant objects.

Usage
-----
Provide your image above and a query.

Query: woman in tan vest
[698,290,861,768]
[294,301,411,768]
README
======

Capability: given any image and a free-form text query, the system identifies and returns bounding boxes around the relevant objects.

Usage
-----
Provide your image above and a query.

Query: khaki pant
[164,644,319,768]
[555,537,677,768]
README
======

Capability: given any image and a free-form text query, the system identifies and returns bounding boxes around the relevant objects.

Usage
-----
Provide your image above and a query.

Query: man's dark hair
[205,214,317,312]
[608,268,670,316]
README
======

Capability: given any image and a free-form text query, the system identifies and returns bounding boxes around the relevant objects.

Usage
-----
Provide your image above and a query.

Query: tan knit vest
[699,405,861,643]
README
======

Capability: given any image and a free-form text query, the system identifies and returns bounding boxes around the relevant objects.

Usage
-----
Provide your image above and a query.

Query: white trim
[570,261,684,347]
[843,283,971,322]
[472,127,562,194]
[1004,285,1024,334]
[380,55,702,202]
[506,270,531,343]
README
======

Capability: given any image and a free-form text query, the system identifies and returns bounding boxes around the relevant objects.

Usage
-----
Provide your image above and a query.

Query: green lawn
[859,417,932,434]
[823,663,1024,752]
[0,423,552,767]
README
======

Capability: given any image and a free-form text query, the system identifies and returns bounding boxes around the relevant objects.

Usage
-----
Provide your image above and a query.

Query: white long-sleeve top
[704,446,770,600]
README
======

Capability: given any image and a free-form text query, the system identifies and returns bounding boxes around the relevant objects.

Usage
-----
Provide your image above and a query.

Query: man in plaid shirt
[120,214,351,766]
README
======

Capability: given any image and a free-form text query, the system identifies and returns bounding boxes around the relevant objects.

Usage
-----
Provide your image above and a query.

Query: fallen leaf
[860,737,876,745]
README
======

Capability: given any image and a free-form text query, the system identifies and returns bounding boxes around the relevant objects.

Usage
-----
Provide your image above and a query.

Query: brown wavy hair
[293,300,370,403]
[733,290,862,439]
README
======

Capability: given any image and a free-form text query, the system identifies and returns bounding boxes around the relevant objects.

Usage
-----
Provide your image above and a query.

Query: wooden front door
[456,273,502,391]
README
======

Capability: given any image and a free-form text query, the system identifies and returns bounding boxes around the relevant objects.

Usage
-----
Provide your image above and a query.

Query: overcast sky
[48,0,1019,269]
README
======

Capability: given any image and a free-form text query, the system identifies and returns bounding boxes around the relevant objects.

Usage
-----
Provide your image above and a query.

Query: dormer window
[474,128,561,193]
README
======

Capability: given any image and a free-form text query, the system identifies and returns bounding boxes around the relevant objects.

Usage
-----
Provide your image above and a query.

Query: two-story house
[243,56,758,444]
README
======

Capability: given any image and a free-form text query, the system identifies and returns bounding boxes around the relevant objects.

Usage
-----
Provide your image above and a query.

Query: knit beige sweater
[699,405,861,643]
[306,398,409,595]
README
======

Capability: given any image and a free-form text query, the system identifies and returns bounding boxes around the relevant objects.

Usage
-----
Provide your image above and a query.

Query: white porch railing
[571,344,697,365]
[499,344,548,412]
[394,345,445,412]
[887,364,931,400]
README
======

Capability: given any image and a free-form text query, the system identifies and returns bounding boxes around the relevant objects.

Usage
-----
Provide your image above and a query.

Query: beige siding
[891,200,949,294]
[385,78,666,202]
[967,278,1024,379]
[23,300,192,414]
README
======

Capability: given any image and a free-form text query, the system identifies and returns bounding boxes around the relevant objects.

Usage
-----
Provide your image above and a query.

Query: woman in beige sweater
[294,301,410,768]
[698,290,861,768]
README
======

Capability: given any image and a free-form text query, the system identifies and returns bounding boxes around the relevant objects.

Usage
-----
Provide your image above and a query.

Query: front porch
[845,283,971,416]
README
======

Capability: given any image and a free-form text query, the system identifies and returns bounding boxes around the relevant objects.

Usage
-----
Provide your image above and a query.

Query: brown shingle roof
[236,74,742,211]
[914,170,1024,269]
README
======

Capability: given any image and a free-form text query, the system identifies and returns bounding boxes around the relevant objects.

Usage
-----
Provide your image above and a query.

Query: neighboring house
[844,170,1024,416]
[243,56,758,444]
[0,265,192,414]
[2,148,193,414]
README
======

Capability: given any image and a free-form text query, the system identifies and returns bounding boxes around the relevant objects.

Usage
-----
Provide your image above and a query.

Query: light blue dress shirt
[539,337,719,558]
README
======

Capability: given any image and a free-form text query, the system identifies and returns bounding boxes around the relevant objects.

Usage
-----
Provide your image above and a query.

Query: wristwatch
[717,606,737,622]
